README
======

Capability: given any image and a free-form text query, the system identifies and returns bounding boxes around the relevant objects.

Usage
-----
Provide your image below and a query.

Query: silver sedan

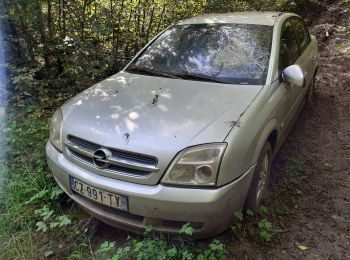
[46,12,318,238]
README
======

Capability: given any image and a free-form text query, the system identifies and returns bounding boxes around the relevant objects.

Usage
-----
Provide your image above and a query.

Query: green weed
[96,223,228,260]
[230,207,274,243]
[0,90,77,258]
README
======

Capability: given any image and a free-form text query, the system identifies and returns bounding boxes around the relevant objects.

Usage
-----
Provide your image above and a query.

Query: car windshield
[126,23,273,85]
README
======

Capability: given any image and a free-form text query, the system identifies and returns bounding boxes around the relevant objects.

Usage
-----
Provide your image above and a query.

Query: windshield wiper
[174,71,229,84]
[126,65,180,79]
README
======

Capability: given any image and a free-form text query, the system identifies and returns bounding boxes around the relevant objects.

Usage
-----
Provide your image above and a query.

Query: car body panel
[47,141,255,237]
[177,12,281,26]
[218,14,318,185]
[62,71,262,185]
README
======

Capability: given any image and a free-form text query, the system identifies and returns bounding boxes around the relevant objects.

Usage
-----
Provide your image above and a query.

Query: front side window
[279,20,299,71]
[126,24,273,85]
[291,18,311,54]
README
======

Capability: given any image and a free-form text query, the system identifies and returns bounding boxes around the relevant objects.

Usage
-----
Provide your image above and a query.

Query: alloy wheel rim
[256,153,269,202]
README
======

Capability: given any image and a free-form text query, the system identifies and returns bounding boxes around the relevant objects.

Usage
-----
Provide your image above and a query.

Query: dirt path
[266,1,350,259]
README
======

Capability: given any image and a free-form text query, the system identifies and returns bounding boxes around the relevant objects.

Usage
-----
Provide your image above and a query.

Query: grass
[0,103,51,231]
[0,92,88,258]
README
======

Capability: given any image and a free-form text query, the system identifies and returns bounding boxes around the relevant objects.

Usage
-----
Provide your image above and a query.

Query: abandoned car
[46,12,318,237]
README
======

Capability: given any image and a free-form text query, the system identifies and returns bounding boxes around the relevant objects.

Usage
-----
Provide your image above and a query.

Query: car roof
[177,12,291,26]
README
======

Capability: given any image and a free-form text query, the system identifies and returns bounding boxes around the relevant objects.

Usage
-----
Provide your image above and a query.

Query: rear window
[127,24,273,85]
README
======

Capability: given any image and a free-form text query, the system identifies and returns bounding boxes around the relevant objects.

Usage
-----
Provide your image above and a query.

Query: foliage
[258,219,273,242]
[0,88,76,258]
[179,222,194,236]
[197,240,227,260]
[96,241,116,255]
[3,0,318,97]
[96,224,228,260]
[231,207,274,243]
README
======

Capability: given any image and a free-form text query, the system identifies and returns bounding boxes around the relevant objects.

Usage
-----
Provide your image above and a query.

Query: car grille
[65,135,158,176]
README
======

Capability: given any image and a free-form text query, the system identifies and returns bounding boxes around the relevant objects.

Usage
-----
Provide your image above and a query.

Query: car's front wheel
[244,142,272,211]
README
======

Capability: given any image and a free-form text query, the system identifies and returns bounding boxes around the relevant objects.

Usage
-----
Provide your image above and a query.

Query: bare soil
[82,1,350,258]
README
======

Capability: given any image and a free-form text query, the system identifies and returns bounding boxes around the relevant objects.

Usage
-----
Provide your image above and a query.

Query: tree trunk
[81,0,87,41]
[62,0,66,37]
[47,0,53,39]
[146,5,155,42]
[156,5,166,33]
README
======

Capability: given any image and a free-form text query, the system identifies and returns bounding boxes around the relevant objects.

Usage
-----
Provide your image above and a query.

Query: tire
[305,74,316,107]
[244,142,272,211]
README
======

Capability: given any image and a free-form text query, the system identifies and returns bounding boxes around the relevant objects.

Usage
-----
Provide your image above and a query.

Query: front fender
[218,117,280,186]
[251,118,280,163]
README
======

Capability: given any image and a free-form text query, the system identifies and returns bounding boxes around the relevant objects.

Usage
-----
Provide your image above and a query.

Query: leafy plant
[179,223,194,236]
[96,224,228,260]
[36,221,48,232]
[259,206,269,215]
[230,208,274,243]
[25,189,51,205]
[246,209,254,217]
[50,215,72,228]
[197,240,227,260]
[44,249,54,258]
[257,219,273,242]
[35,205,54,221]
[96,241,116,256]
[234,211,244,221]
[35,205,71,232]
[144,224,154,235]
[231,211,244,233]
[50,187,64,200]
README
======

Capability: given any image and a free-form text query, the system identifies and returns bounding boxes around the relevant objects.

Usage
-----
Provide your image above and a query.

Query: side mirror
[281,64,305,87]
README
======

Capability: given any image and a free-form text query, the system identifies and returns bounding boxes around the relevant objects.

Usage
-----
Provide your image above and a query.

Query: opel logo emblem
[92,148,112,169]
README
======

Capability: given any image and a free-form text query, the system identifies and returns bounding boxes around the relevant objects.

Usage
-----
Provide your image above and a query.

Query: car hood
[62,71,262,185]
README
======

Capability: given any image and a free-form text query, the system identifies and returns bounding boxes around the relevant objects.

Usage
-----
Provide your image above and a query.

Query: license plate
[69,176,128,211]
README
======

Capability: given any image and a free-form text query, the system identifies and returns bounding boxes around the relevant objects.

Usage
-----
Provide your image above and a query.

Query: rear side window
[291,18,311,54]
[279,20,299,70]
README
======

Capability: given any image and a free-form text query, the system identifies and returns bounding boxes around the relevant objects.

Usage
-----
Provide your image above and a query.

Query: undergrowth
[0,87,81,258]
[95,225,228,260]
[231,206,274,243]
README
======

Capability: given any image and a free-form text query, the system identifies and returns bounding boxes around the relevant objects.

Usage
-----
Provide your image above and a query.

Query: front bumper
[46,141,255,237]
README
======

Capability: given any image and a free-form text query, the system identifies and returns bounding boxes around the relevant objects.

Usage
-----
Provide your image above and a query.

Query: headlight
[49,108,63,152]
[161,143,227,187]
